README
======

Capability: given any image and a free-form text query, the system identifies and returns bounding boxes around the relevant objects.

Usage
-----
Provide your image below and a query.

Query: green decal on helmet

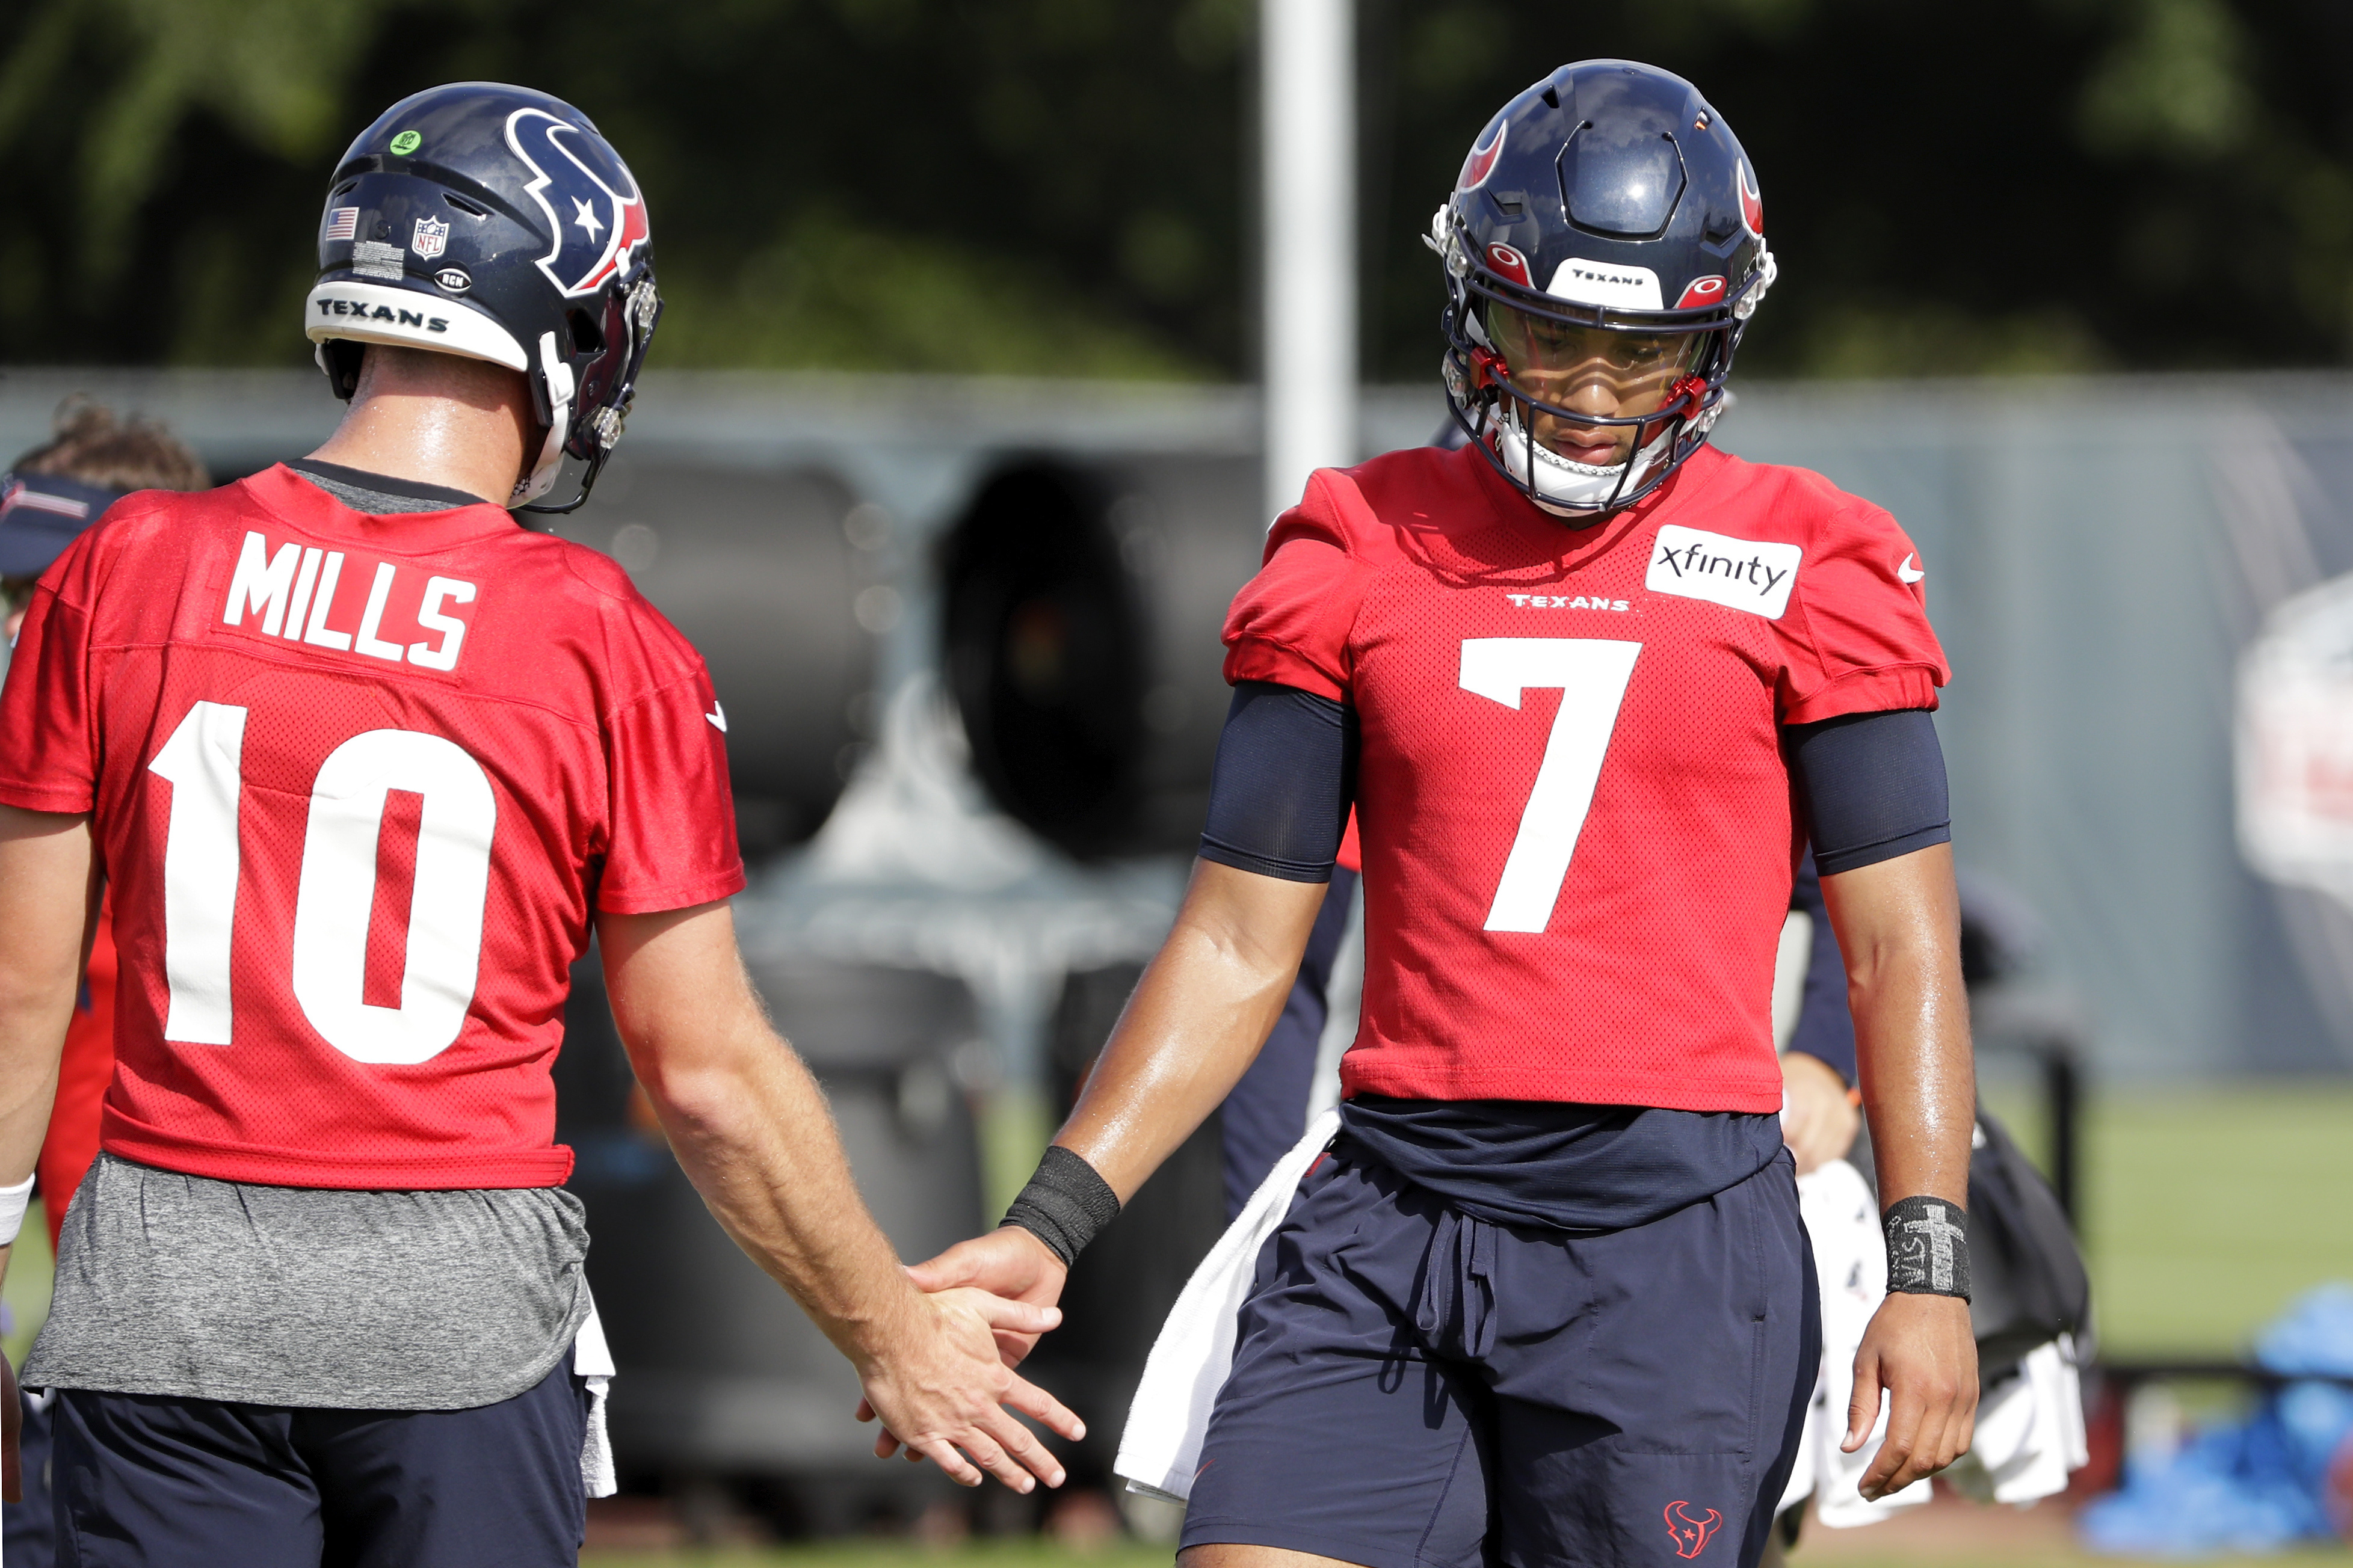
[389,131,422,155]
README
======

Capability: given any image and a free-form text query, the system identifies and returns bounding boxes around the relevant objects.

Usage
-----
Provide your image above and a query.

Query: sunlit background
[10,3,2353,1565]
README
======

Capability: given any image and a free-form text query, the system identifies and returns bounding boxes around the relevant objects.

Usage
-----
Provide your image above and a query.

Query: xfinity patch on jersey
[1646,524,1801,620]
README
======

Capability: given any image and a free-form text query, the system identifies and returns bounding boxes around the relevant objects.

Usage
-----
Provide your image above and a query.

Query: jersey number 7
[1459,638,1642,933]
[149,699,496,1065]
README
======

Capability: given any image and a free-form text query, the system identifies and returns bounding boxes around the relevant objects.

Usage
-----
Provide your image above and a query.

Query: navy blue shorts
[46,1352,588,1568]
[7,1386,59,1566]
[1181,1145,1818,1568]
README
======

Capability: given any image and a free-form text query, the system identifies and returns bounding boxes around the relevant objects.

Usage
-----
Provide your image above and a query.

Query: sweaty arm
[596,900,1080,1492]
[1790,710,1978,1499]
[1065,682,1348,1199]
[0,805,102,1501]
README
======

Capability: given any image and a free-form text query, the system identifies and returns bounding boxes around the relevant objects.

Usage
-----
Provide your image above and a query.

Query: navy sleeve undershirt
[1197,687,1949,888]
[1784,708,1952,876]
[1197,681,1357,882]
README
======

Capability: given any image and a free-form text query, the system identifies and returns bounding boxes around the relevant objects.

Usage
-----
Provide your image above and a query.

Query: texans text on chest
[220,530,475,671]
[1502,592,1631,612]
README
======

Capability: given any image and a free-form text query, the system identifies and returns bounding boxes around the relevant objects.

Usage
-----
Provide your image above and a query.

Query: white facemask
[1490,401,1680,515]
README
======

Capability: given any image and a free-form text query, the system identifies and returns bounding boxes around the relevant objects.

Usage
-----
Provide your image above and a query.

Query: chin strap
[510,330,577,509]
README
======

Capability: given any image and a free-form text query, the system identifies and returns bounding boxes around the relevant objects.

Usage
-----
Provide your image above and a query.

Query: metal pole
[2044,1039,2082,1228]
[1261,0,1357,523]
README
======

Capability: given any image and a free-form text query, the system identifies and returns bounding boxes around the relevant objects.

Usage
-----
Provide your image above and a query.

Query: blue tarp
[2082,1284,2353,1556]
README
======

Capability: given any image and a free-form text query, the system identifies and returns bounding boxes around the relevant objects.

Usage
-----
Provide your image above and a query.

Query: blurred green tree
[0,0,1245,374]
[4,0,2353,379]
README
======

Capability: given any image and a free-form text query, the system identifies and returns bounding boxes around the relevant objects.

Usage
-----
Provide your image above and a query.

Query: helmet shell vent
[1558,118,1686,239]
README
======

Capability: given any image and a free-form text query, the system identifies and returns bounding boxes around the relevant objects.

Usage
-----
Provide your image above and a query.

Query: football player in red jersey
[902,62,1977,1568]
[0,84,1075,1566]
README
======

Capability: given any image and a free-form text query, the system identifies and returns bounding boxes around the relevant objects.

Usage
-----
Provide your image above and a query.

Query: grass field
[1975,1079,2353,1357]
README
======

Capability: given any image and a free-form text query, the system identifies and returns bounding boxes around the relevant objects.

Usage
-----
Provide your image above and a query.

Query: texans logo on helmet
[1664,1501,1722,1559]
[505,108,651,298]
[1484,243,1534,289]
[1738,159,1763,239]
[1458,118,1505,191]
[1675,275,1727,309]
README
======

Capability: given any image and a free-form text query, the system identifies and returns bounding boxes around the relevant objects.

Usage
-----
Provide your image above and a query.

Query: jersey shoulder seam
[599,668,711,726]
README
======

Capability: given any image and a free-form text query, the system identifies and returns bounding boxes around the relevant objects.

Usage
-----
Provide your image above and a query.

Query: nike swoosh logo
[705,701,727,733]
[1897,553,1925,584]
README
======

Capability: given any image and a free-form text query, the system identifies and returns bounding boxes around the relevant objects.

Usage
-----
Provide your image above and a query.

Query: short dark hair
[11,396,209,494]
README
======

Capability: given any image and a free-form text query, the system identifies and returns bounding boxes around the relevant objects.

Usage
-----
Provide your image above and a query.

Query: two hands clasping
[859,1228,1071,1475]
[851,1271,1081,1493]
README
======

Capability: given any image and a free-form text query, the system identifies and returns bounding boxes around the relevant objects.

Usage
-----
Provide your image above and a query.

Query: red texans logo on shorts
[1665,1500,1722,1558]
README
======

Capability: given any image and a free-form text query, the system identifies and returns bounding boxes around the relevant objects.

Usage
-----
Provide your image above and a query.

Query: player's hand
[2,1348,21,1504]
[853,1286,1082,1493]
[858,1227,1072,1458]
[910,1226,1072,1369]
[1780,1051,1860,1176]
[1844,1291,1977,1499]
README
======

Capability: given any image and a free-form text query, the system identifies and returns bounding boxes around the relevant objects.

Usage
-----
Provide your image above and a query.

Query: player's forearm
[1053,859,1324,1201]
[0,808,96,1260]
[597,902,927,1368]
[0,979,70,1184]
[1821,844,1974,1206]
[644,1030,928,1367]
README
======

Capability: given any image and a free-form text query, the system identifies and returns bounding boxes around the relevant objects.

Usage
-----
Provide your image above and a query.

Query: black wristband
[1881,1196,1972,1301]
[1002,1146,1121,1268]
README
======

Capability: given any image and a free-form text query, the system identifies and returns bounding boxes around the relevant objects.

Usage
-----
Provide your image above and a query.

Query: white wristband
[0,1172,35,1247]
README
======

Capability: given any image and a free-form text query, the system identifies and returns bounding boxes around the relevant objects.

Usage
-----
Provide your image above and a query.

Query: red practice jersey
[1224,443,1947,1112]
[0,466,744,1190]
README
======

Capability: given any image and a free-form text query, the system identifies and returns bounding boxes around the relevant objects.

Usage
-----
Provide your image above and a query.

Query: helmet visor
[1480,302,1702,415]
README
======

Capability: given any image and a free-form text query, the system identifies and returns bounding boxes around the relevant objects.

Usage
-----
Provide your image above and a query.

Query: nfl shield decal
[412,217,451,260]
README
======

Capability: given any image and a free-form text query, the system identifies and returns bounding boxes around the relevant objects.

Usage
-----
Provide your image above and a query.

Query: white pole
[1261,0,1357,523]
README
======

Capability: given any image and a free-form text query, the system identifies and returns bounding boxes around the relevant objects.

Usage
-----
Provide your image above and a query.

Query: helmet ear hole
[566,309,605,356]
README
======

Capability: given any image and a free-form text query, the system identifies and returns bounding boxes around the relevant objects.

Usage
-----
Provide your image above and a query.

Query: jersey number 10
[149,700,496,1065]
[1460,638,1642,934]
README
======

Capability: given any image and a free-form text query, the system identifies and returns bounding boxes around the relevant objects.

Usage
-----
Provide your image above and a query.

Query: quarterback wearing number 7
[899,61,1978,1568]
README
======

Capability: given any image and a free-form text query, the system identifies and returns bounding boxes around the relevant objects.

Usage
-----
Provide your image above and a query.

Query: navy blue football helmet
[306,83,660,512]
[1428,61,1774,518]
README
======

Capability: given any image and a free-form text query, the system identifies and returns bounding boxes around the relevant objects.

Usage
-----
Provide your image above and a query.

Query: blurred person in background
[905,61,1977,1568]
[0,398,210,1568]
[0,81,1073,1567]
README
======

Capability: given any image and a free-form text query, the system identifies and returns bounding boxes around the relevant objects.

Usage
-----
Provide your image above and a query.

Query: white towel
[573,1303,618,1499]
[1778,1159,2086,1524]
[1114,1109,1341,1504]
[1779,1157,1935,1525]
[1944,1334,2087,1505]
